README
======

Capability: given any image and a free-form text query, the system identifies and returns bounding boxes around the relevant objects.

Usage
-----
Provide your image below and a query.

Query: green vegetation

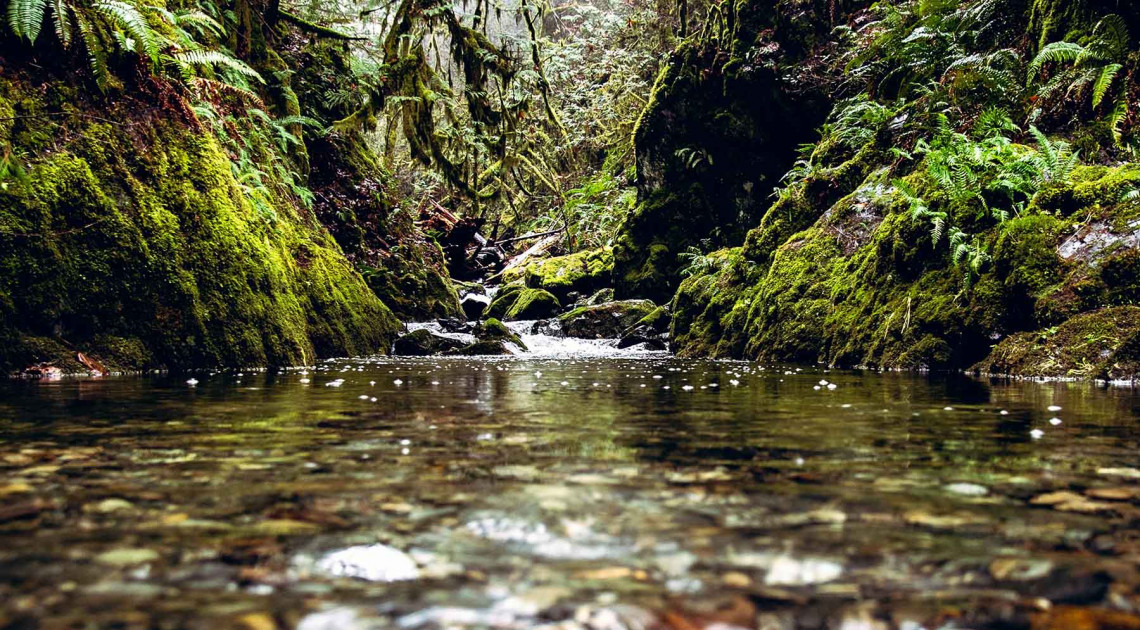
[2,0,1140,380]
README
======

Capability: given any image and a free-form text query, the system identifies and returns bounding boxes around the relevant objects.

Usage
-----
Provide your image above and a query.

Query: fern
[92,0,156,62]
[1092,63,1122,108]
[1028,41,1085,84]
[173,49,264,82]
[7,0,49,42]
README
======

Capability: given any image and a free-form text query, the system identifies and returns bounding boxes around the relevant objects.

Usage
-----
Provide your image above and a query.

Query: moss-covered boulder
[486,285,525,320]
[521,248,614,300]
[392,329,467,356]
[975,307,1140,380]
[559,300,657,338]
[0,74,400,372]
[504,289,561,321]
[670,153,1140,376]
[475,318,527,351]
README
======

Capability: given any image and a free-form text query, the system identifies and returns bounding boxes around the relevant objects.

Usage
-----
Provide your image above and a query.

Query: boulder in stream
[503,289,561,321]
[392,329,467,356]
[475,318,527,351]
[461,293,491,320]
[558,300,658,338]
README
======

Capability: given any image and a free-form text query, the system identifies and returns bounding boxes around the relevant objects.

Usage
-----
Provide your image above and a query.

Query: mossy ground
[672,155,1140,376]
[0,71,398,372]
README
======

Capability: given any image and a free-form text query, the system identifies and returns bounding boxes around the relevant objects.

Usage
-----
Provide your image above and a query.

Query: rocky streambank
[390,248,671,356]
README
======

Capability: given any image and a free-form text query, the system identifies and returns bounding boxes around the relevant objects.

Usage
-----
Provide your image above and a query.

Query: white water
[403,320,667,359]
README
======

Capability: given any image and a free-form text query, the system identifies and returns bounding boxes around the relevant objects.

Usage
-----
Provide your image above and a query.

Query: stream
[3,337,1140,629]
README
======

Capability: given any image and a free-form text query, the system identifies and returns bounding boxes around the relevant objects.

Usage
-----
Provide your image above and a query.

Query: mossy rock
[392,329,467,356]
[0,79,398,371]
[486,284,525,320]
[444,340,517,356]
[522,248,614,300]
[631,305,671,335]
[504,289,561,321]
[559,300,657,338]
[475,318,527,350]
[975,306,1140,380]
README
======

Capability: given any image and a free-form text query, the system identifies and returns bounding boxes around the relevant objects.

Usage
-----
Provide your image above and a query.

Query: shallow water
[2,356,1140,629]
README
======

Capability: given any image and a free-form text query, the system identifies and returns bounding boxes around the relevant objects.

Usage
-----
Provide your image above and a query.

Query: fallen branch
[494,227,564,246]
[486,234,559,283]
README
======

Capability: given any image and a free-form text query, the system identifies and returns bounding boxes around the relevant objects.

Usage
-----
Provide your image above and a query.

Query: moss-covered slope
[0,72,398,372]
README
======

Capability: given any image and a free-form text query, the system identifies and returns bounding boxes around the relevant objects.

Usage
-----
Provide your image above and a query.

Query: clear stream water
[2,340,1140,629]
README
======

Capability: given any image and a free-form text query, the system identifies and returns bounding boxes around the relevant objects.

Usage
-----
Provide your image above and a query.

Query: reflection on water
[2,357,1140,629]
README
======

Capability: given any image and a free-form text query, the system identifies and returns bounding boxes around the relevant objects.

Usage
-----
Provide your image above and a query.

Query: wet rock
[475,246,503,268]
[94,548,160,567]
[393,329,467,356]
[558,300,657,339]
[445,340,517,356]
[764,555,843,586]
[582,288,615,306]
[493,585,573,617]
[945,482,989,497]
[437,318,476,333]
[989,557,1054,582]
[461,293,491,320]
[1030,491,1117,514]
[505,288,562,320]
[476,318,527,350]
[86,498,135,513]
[316,544,421,582]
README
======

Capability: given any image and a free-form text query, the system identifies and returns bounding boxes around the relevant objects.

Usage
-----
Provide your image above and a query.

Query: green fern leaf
[1092,63,1122,109]
[8,0,49,42]
[1028,41,1085,84]
[92,0,156,62]
[173,49,264,82]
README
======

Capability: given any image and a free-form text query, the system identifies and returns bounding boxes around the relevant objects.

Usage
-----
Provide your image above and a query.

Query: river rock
[504,289,561,320]
[476,318,527,350]
[461,293,491,320]
[445,340,517,356]
[392,329,467,356]
[316,544,421,582]
[558,300,657,338]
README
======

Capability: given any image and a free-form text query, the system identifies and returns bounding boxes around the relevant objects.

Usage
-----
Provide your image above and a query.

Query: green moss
[0,79,398,372]
[1030,165,1140,218]
[559,299,657,338]
[523,248,614,300]
[504,289,561,320]
[486,284,525,319]
[475,318,526,350]
[976,306,1140,379]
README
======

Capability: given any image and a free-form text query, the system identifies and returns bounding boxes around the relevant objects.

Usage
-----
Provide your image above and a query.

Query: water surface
[2,356,1140,629]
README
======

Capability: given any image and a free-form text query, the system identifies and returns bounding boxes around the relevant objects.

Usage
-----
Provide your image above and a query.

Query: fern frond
[1092,63,1122,109]
[8,0,50,42]
[173,49,264,82]
[92,0,156,62]
[74,10,110,90]
[1028,41,1085,84]
[189,77,265,107]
